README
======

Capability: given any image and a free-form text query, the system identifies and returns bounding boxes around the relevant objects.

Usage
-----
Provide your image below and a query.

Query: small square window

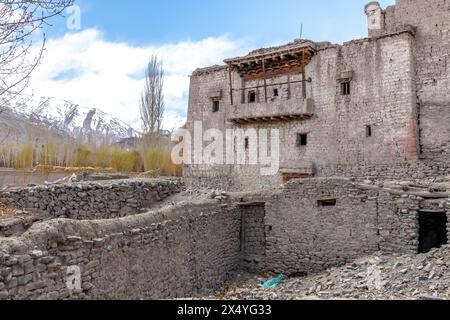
[273,88,279,97]
[341,82,351,95]
[248,91,256,103]
[318,199,337,207]
[212,100,220,113]
[297,133,308,147]
[366,125,372,138]
[244,137,249,150]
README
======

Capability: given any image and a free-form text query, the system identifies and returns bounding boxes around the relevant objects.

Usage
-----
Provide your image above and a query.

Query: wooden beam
[287,74,291,100]
[228,67,234,105]
[301,50,306,99]
[262,59,268,103]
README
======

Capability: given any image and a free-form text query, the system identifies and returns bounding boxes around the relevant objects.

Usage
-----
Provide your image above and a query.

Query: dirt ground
[0,202,18,219]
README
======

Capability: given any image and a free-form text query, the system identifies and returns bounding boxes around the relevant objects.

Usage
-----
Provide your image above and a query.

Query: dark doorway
[418,212,448,254]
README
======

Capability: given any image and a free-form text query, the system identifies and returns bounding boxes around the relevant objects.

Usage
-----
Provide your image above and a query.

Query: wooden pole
[228,66,234,105]
[262,59,268,103]
[287,74,291,100]
[301,50,306,99]
[241,77,245,104]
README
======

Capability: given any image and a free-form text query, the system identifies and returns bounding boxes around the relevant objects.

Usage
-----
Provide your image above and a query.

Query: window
[273,88,279,97]
[318,199,337,207]
[366,125,372,138]
[341,81,351,95]
[297,133,308,147]
[212,100,220,113]
[248,91,256,103]
[244,137,249,150]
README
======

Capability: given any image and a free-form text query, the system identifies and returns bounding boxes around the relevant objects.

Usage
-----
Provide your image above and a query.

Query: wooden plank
[262,59,268,103]
[301,50,306,99]
[287,74,291,99]
[232,78,309,92]
[229,67,234,105]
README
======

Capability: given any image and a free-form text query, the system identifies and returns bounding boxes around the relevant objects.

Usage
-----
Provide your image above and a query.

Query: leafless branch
[0,0,74,103]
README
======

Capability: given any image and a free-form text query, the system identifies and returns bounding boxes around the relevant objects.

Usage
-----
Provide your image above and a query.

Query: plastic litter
[260,274,285,289]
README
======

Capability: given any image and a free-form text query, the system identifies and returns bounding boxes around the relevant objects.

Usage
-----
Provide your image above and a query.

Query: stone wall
[258,178,440,275]
[1,176,448,299]
[240,204,267,273]
[0,200,241,300]
[318,162,449,181]
[185,29,422,192]
[384,0,450,166]
[0,179,183,220]
[184,0,450,192]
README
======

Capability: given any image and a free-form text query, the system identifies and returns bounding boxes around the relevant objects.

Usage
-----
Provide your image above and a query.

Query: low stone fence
[0,200,241,300]
[0,179,184,220]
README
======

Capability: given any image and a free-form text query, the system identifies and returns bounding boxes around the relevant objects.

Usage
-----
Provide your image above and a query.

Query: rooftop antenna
[300,23,303,39]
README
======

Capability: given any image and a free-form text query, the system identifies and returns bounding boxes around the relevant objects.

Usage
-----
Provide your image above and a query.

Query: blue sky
[34,0,395,130]
[50,0,394,46]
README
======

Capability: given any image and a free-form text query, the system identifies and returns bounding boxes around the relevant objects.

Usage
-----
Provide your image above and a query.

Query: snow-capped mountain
[1,95,138,144]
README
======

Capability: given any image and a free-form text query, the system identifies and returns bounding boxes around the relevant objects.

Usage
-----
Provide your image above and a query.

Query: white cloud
[26,28,247,131]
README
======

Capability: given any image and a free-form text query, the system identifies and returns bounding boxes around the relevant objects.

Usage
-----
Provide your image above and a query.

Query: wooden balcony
[227,98,315,125]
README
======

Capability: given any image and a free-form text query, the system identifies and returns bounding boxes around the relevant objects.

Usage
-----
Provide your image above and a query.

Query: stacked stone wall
[0,200,240,300]
[262,179,429,275]
[0,179,183,220]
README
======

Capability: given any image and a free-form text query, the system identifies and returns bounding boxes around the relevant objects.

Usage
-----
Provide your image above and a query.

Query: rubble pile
[220,246,450,300]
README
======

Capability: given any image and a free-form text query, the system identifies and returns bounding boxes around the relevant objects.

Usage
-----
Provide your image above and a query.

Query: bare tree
[140,55,165,136]
[0,0,74,105]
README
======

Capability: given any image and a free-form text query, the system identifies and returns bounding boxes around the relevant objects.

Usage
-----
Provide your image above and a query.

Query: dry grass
[0,135,183,177]
[0,202,18,219]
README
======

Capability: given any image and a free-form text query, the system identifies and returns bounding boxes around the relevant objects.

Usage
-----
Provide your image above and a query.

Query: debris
[260,275,285,289]
[44,176,70,186]
[218,245,450,300]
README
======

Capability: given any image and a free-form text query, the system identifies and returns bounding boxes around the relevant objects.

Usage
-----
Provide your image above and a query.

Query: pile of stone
[210,190,230,201]
[181,187,230,201]
[219,246,450,300]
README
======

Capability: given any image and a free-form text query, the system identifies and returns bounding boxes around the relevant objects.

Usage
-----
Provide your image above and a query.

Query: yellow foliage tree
[15,143,34,169]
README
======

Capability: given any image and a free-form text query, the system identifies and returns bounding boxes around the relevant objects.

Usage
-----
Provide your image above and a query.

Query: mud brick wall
[389,0,450,168]
[318,162,450,181]
[0,179,183,220]
[185,29,420,192]
[184,0,450,192]
[0,200,241,300]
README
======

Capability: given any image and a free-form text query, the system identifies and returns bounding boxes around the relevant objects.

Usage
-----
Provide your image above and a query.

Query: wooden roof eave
[225,45,316,68]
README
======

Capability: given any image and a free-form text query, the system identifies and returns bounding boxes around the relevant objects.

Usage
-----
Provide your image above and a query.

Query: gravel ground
[214,246,450,300]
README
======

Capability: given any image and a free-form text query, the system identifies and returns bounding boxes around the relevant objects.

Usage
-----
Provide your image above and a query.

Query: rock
[399,268,409,274]
[40,256,55,264]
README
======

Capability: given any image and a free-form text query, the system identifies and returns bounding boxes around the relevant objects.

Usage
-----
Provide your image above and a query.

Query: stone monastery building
[185,0,450,191]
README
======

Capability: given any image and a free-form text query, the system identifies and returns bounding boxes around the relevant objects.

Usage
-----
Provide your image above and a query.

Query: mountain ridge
[0,95,139,144]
